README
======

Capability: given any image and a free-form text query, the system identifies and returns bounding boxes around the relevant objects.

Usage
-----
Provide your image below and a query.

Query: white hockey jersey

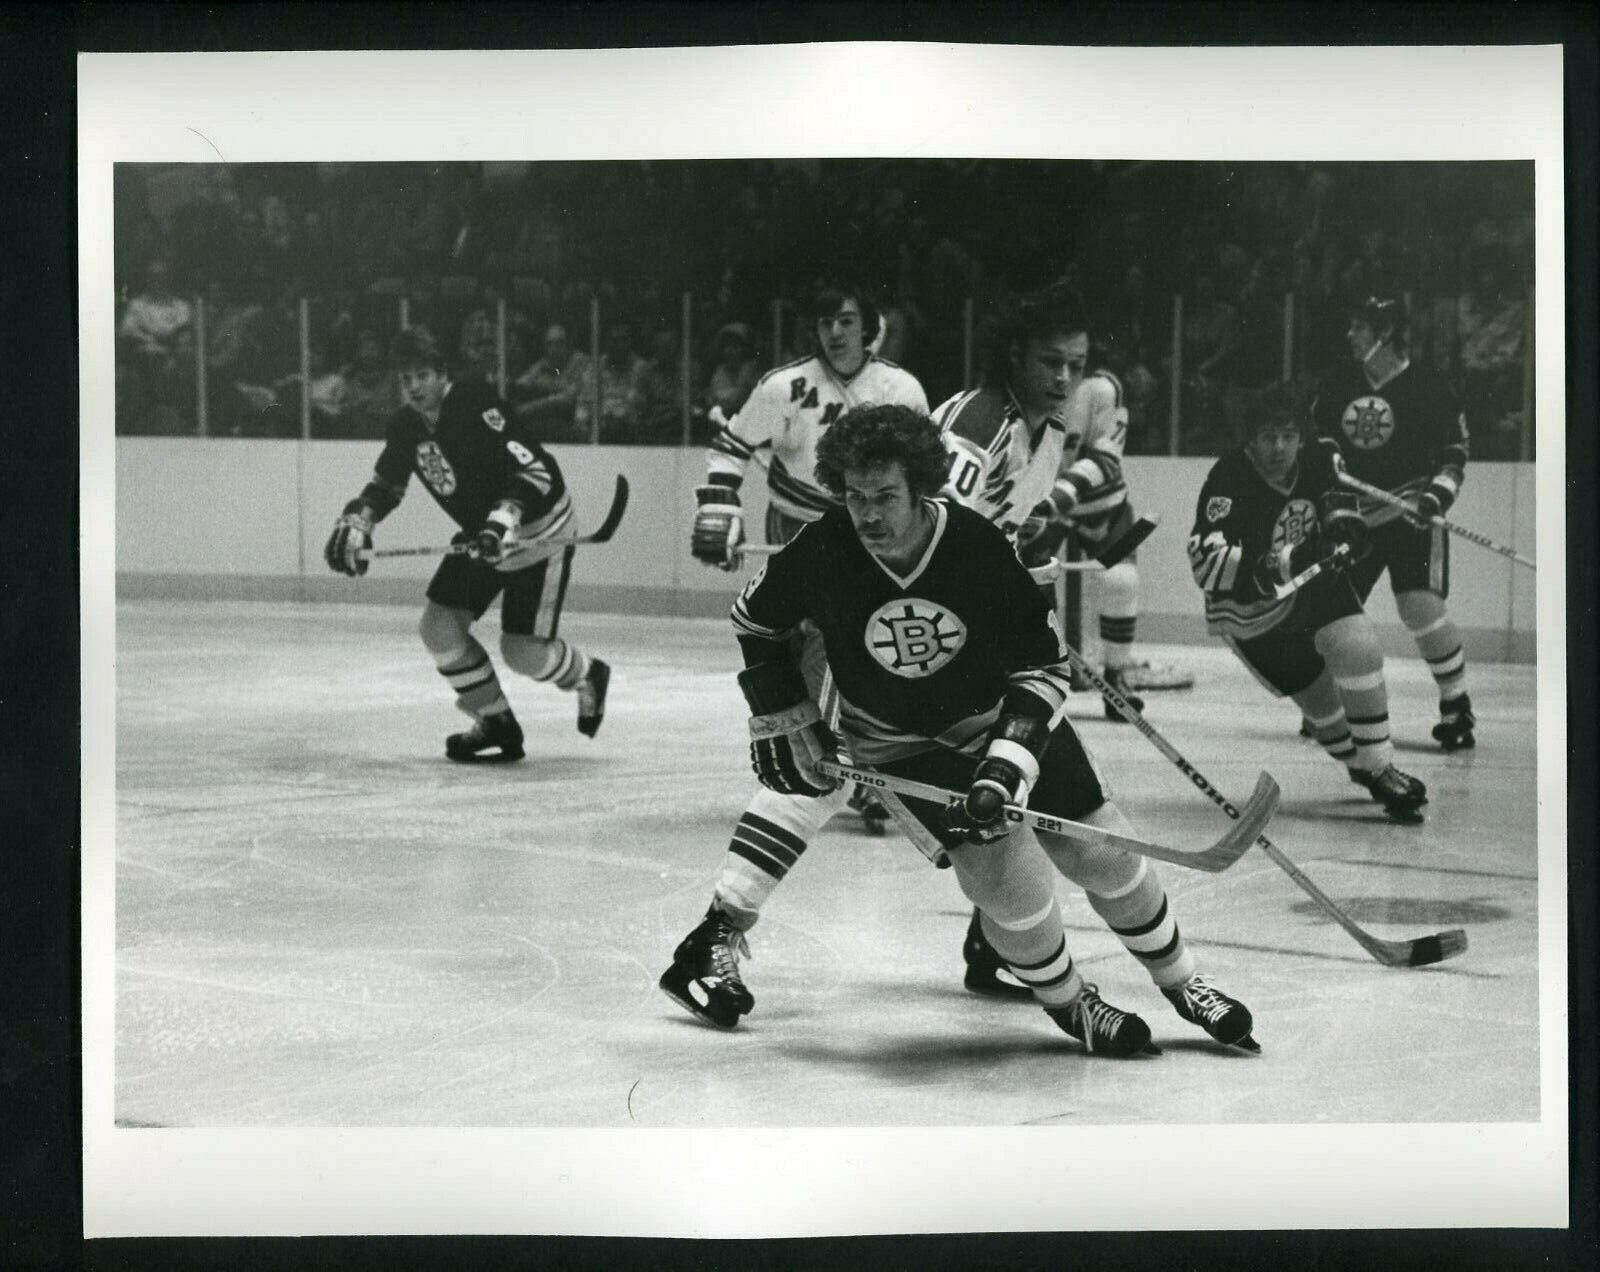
[706,353,928,522]
[936,371,1129,546]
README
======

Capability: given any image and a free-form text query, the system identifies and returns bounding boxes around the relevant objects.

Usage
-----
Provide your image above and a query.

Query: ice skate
[658,904,754,1029]
[1162,973,1259,1053]
[577,658,610,738]
[445,709,524,762]
[846,782,892,835]
[1100,666,1144,721]
[1349,762,1428,822]
[1046,983,1160,1057]
[1432,693,1476,751]
[961,910,1033,1001]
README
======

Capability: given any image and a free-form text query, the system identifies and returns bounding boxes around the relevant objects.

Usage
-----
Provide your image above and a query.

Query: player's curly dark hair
[978,281,1091,387]
[814,403,950,499]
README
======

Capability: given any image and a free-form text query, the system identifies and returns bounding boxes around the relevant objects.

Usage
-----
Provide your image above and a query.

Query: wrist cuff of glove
[1426,475,1458,508]
[696,483,742,508]
[738,660,810,716]
[485,504,520,535]
[984,737,1040,791]
[339,501,375,531]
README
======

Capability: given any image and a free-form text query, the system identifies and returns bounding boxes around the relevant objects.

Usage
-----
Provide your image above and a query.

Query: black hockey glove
[1412,475,1457,525]
[738,661,841,798]
[692,483,745,571]
[947,713,1049,845]
[1317,488,1367,566]
[324,502,373,577]
[471,506,521,565]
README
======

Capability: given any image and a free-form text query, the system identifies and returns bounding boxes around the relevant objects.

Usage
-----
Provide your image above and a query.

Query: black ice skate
[445,709,525,762]
[1162,973,1260,1053]
[846,782,892,835]
[1046,983,1160,1057]
[1100,666,1144,721]
[577,659,610,738]
[1432,693,1476,751]
[962,910,1033,1001]
[1349,763,1428,822]
[658,904,755,1029]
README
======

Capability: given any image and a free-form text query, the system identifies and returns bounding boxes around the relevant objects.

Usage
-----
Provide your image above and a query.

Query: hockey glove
[324,503,373,577]
[471,504,521,565]
[692,483,745,571]
[1317,488,1367,564]
[947,713,1048,845]
[1412,474,1458,525]
[737,661,841,797]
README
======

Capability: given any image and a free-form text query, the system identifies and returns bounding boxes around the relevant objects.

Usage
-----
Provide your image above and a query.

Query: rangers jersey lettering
[732,500,1074,764]
[707,354,928,522]
[361,381,574,566]
[937,373,1129,547]
[1311,358,1469,526]
[1187,442,1343,640]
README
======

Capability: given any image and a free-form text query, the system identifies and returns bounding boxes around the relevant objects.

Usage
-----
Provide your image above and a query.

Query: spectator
[117,259,194,432]
[338,327,401,439]
[511,323,591,441]
[626,325,694,445]
[577,321,644,442]
[705,322,760,421]
[1452,250,1528,459]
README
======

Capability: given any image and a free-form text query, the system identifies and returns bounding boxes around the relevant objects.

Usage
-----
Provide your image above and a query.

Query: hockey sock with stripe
[433,638,511,718]
[713,783,850,929]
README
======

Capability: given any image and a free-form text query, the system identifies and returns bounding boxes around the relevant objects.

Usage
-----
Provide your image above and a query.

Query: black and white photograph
[78,43,1568,1238]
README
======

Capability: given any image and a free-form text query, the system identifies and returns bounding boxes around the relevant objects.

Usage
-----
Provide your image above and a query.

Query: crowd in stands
[113,159,1534,458]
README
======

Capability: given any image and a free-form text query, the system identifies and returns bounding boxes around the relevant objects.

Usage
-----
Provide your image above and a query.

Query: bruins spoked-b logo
[1272,498,1317,551]
[1340,395,1395,449]
[415,440,458,495]
[866,598,967,678]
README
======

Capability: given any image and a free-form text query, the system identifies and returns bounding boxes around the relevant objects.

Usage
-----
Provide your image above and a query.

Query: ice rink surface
[110,600,1542,1129]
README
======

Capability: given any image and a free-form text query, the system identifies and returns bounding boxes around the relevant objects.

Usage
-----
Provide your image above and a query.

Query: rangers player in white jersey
[941,291,1150,722]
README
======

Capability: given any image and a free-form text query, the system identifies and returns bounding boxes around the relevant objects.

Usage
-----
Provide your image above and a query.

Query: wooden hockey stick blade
[1251,835,1468,967]
[1091,513,1158,568]
[551,474,630,545]
[815,759,1277,873]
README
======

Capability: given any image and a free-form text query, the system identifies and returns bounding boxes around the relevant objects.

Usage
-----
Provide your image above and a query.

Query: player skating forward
[1312,296,1476,750]
[941,287,1151,724]
[1189,385,1427,821]
[324,326,610,759]
[689,281,927,843]
[664,402,1257,1055]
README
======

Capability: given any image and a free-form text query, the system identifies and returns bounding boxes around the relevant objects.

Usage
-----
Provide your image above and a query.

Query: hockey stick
[815,758,1279,875]
[363,475,631,560]
[1271,543,1352,599]
[1335,471,1534,571]
[1059,643,1467,967]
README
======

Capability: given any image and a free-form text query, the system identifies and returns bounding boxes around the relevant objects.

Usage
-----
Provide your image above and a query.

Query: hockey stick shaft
[362,475,630,560]
[1060,643,1465,967]
[1272,543,1351,599]
[1335,471,1534,571]
[815,759,1278,874]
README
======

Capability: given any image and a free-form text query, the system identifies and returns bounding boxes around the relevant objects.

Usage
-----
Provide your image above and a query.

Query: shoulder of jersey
[752,354,817,390]
[936,387,1005,443]
[1085,369,1123,405]
[1206,446,1252,487]
[943,497,1010,546]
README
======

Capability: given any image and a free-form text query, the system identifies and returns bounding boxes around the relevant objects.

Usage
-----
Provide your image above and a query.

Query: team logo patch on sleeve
[865,598,967,678]
[482,408,507,432]
[1205,496,1232,522]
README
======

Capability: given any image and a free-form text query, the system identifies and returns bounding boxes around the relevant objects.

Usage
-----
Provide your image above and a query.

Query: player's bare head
[1243,383,1306,480]
[985,284,1091,401]
[815,403,949,502]
[390,326,450,418]
[811,283,880,374]
[1347,294,1407,360]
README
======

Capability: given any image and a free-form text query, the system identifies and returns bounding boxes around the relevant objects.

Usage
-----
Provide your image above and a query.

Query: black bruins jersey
[731,500,1074,765]
[1311,359,1469,526]
[1188,441,1343,641]
[360,381,573,541]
